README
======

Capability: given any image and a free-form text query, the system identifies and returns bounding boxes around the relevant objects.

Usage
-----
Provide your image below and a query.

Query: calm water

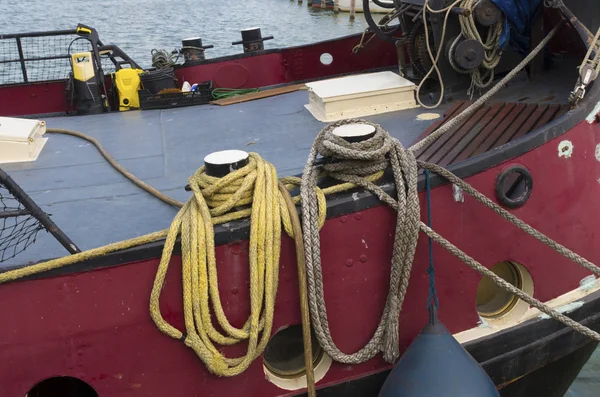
[1,0,368,68]
[1,0,599,395]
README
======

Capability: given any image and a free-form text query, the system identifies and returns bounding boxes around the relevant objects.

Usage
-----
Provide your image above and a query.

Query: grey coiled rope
[301,120,420,364]
[301,118,600,366]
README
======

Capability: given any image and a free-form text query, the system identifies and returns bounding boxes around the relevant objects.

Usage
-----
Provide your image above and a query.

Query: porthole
[264,324,323,378]
[320,53,333,65]
[27,376,98,397]
[476,261,533,321]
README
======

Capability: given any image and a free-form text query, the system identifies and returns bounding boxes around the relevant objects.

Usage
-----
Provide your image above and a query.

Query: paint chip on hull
[558,140,574,158]
[453,184,464,203]
[579,275,597,292]
[476,317,492,329]
[595,143,600,162]
[586,101,600,123]
[538,301,584,319]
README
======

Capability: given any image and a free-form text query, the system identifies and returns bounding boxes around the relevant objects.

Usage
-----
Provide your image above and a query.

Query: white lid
[0,117,44,142]
[204,150,249,165]
[305,71,415,99]
[332,124,375,138]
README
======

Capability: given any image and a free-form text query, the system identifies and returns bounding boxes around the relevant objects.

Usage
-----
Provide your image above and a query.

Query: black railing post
[15,37,28,83]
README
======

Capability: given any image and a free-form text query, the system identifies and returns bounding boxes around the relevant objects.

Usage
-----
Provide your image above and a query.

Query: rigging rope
[416,0,462,109]
[454,0,503,95]
[151,49,180,69]
[412,22,562,153]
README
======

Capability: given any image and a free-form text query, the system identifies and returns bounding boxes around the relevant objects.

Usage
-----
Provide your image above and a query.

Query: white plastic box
[0,117,47,164]
[304,71,418,122]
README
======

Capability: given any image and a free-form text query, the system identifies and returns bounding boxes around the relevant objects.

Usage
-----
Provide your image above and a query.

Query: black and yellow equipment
[70,51,104,115]
[112,68,144,111]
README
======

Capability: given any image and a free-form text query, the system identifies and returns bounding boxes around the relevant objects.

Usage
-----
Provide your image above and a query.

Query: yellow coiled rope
[150,153,287,376]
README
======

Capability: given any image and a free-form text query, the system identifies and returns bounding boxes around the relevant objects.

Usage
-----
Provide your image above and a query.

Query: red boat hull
[0,113,599,396]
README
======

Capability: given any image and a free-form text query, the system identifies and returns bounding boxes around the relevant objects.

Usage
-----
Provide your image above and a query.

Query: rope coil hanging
[301,120,420,364]
[418,0,504,108]
[149,153,284,376]
[301,117,600,368]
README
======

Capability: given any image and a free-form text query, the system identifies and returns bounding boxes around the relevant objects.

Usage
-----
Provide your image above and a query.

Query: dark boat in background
[1,1,600,396]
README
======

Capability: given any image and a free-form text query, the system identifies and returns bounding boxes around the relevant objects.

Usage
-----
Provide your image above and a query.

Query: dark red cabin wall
[173,35,399,89]
[174,52,287,89]
[0,81,68,117]
[279,34,399,83]
[0,34,398,117]
[0,118,599,396]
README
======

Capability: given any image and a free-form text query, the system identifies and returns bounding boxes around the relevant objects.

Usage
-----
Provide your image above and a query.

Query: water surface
[1,0,368,68]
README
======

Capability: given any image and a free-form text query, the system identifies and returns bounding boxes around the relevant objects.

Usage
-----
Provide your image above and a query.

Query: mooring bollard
[332,124,376,143]
[204,150,250,178]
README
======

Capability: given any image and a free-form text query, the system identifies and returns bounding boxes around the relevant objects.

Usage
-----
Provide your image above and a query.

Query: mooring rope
[47,129,185,208]
[301,120,420,364]
[300,117,600,365]
[148,153,286,376]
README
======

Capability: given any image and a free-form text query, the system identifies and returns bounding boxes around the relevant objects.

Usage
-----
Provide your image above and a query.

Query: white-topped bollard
[204,150,250,177]
[332,123,376,143]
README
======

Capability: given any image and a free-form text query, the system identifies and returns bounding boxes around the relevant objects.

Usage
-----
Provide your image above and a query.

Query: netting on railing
[0,33,115,85]
[0,183,44,263]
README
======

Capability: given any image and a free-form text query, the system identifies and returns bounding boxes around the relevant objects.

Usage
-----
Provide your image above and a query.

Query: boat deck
[0,62,578,267]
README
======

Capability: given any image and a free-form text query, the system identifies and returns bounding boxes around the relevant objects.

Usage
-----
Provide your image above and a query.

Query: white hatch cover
[0,117,47,164]
[304,71,418,122]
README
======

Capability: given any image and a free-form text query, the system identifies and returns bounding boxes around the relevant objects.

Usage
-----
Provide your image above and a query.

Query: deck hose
[1,16,600,389]
[211,88,260,100]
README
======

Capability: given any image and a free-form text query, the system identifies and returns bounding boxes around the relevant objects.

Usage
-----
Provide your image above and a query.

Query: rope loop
[301,119,420,364]
[148,152,325,376]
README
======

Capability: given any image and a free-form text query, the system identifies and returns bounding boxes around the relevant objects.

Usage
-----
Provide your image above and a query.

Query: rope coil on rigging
[417,0,504,107]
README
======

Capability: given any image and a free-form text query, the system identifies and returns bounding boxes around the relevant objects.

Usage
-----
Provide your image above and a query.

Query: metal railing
[0,24,139,86]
